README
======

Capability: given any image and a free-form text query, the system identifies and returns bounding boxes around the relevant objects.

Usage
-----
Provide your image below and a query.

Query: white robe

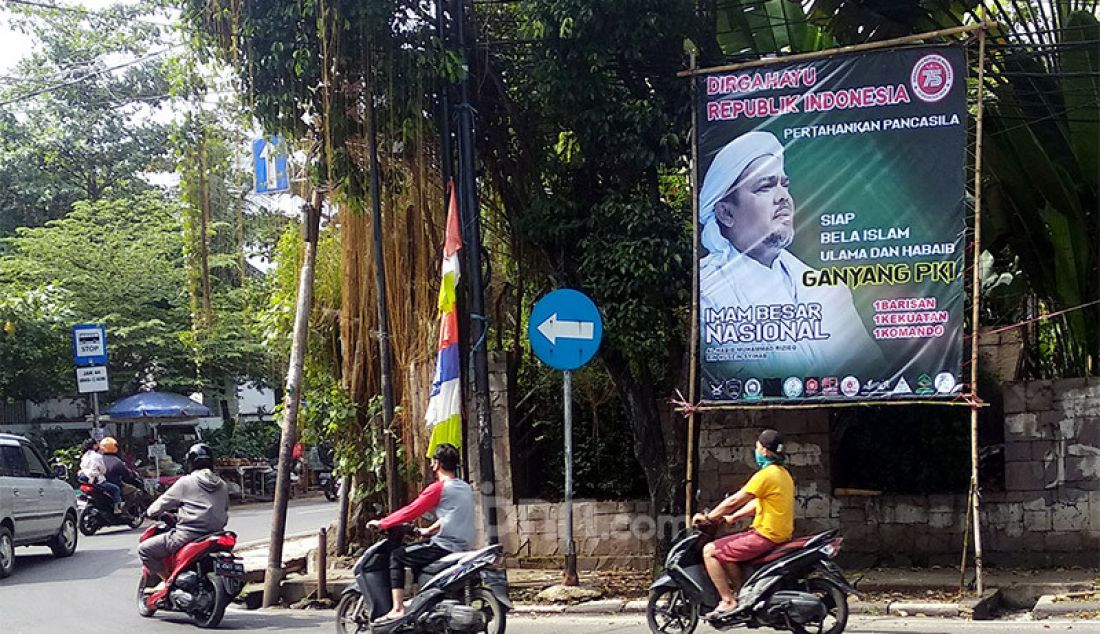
[700,245,884,380]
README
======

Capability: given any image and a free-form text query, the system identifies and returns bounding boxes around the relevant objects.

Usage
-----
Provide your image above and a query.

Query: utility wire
[1,0,175,27]
[0,45,181,107]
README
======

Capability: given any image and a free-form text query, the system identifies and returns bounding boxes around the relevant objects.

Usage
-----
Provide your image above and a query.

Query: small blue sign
[72,324,108,366]
[253,136,290,194]
[528,289,603,371]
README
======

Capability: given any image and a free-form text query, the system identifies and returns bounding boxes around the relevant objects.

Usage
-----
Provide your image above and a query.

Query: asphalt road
[1,499,1093,633]
[498,615,1096,633]
[0,497,338,634]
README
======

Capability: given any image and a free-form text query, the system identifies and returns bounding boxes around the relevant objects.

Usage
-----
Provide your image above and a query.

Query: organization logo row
[707,372,960,401]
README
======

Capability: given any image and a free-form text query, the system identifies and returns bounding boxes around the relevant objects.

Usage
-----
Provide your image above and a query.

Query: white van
[0,433,79,578]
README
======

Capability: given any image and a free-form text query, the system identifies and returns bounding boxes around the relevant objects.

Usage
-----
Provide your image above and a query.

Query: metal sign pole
[92,392,100,432]
[563,369,577,586]
[526,288,602,588]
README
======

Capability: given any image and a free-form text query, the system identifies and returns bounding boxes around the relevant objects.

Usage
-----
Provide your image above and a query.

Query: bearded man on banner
[699,131,883,379]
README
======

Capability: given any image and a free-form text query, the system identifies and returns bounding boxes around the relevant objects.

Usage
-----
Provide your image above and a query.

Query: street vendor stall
[106,392,211,491]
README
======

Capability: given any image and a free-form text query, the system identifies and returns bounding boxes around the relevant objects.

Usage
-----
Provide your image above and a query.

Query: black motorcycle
[336,525,510,634]
[78,482,151,535]
[647,525,854,634]
[318,469,339,502]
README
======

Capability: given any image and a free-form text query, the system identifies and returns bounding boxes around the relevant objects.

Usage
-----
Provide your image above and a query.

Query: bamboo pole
[967,23,989,598]
[685,49,700,530]
[679,23,992,77]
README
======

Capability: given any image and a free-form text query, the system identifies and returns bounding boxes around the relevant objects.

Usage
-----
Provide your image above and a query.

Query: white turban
[699,131,785,257]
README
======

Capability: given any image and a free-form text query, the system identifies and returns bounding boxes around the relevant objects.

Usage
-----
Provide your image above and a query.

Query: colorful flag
[427,183,464,455]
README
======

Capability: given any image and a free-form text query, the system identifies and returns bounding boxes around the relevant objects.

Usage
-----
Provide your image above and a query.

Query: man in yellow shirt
[692,429,795,618]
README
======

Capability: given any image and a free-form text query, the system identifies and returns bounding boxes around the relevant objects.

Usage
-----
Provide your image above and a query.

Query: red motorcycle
[136,515,246,628]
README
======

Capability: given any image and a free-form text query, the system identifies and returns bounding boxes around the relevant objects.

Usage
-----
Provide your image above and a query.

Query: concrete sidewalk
[234,533,1098,618]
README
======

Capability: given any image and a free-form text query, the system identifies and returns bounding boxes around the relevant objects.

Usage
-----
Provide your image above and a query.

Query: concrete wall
[476,354,656,570]
[696,378,1100,567]
[481,345,1097,569]
[498,499,653,571]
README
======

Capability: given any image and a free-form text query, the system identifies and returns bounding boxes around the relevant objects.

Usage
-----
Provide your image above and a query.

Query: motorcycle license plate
[214,559,245,578]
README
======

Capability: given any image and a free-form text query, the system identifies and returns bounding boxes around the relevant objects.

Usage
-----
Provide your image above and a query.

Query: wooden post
[262,190,325,608]
[318,527,328,601]
[685,49,700,529]
[336,475,349,555]
[967,23,989,598]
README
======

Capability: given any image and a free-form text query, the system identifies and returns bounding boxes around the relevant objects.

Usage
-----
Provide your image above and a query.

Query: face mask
[755,450,772,469]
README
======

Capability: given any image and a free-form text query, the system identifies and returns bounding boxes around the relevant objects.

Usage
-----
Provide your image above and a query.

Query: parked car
[0,433,79,578]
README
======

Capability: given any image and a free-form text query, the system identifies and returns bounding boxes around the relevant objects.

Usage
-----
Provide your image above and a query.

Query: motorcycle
[336,524,511,634]
[318,469,339,502]
[647,523,854,634]
[136,514,246,629]
[77,482,151,535]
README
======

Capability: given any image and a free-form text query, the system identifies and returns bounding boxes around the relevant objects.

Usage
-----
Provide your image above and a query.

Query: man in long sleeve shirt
[368,443,473,622]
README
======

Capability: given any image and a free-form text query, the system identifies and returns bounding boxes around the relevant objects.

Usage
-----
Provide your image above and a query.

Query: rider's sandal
[704,605,738,620]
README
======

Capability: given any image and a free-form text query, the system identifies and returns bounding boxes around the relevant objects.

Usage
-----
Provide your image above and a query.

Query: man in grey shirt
[138,443,229,587]
[368,443,474,621]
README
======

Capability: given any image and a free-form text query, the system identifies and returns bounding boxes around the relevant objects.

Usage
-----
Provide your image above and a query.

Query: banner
[696,46,966,403]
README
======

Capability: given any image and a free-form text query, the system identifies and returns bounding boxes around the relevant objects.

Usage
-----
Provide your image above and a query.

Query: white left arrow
[537,313,594,345]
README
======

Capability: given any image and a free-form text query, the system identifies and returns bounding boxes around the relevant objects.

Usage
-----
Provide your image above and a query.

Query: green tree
[473,0,696,518]
[0,3,172,234]
[0,192,194,393]
[0,286,74,402]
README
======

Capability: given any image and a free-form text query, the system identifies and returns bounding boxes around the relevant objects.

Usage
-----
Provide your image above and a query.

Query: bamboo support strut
[685,49,700,530]
[679,22,995,77]
[967,23,989,598]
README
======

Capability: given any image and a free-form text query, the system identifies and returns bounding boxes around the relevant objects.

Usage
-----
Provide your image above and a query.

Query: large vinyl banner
[697,46,966,403]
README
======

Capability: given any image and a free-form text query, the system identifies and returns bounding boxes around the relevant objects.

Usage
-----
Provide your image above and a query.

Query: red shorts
[712,529,777,564]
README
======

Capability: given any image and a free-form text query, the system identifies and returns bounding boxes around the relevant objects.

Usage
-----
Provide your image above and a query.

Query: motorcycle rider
[138,443,229,593]
[367,443,474,622]
[99,436,145,516]
[79,438,123,514]
[692,429,794,618]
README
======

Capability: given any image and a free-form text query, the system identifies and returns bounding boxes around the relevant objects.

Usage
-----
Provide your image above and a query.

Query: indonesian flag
[427,183,463,454]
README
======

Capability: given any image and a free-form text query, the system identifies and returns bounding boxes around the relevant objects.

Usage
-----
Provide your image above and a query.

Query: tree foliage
[0,4,172,234]
[0,286,74,402]
[0,192,193,393]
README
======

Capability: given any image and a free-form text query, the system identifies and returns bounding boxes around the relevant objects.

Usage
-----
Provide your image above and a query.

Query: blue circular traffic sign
[528,289,603,371]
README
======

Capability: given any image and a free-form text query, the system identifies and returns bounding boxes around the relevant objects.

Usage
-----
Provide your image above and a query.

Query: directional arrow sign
[252,136,290,194]
[528,289,603,371]
[536,313,595,345]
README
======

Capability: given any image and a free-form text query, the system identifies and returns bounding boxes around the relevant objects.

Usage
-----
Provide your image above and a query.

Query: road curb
[513,601,645,615]
[888,602,960,618]
[1032,594,1100,619]
[235,531,318,553]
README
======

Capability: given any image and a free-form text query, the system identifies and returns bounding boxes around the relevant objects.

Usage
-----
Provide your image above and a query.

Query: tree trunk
[602,351,686,564]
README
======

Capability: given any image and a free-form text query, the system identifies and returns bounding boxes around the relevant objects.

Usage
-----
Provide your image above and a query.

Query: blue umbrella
[106,392,212,419]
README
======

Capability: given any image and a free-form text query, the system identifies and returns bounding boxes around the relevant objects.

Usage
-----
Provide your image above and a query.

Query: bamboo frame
[683,23,994,595]
[678,22,993,77]
[685,49,700,529]
[966,24,989,597]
